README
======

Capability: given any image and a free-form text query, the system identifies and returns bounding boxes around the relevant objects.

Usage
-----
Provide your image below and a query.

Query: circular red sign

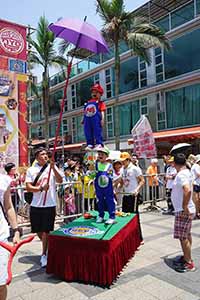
[0,28,24,55]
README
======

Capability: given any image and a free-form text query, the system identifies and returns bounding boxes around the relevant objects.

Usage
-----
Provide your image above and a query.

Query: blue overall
[83,100,103,147]
[94,162,115,219]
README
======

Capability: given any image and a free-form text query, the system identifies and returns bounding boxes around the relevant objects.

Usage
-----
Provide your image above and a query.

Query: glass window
[49,121,58,138]
[131,100,140,126]
[76,76,94,107]
[171,2,194,29]
[72,115,84,143]
[119,57,139,94]
[119,103,132,135]
[197,0,200,14]
[105,68,114,99]
[49,90,63,116]
[154,15,170,32]
[31,125,44,139]
[166,84,200,129]
[31,98,43,122]
[164,28,200,79]
[156,65,163,74]
[106,107,114,138]
[118,100,141,136]
[156,74,164,82]
[102,46,114,62]
[155,55,162,65]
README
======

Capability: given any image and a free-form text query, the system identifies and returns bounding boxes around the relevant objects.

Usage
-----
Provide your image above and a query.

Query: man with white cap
[171,153,195,272]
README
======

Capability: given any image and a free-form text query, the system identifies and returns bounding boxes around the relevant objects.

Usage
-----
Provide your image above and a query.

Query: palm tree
[96,0,170,150]
[28,16,68,146]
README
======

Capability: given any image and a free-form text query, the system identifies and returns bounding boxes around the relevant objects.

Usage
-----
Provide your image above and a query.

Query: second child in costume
[83,84,106,151]
[90,146,116,225]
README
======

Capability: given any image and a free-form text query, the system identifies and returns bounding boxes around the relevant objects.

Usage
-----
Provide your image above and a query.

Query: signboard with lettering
[0,20,27,172]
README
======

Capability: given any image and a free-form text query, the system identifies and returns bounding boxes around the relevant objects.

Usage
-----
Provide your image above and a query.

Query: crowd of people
[1,143,200,300]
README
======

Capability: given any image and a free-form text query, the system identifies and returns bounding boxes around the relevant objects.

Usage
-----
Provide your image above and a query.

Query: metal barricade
[15,173,167,227]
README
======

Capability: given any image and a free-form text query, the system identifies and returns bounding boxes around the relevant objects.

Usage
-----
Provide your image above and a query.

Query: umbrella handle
[0,235,35,285]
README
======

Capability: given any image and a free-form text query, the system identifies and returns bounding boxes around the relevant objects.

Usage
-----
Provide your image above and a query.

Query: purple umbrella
[43,18,108,205]
[49,18,109,54]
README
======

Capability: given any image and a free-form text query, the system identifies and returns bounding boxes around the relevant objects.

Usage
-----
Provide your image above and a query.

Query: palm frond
[96,0,114,22]
[58,39,71,56]
[129,22,171,51]
[128,34,151,64]
[110,0,125,17]
[50,55,68,68]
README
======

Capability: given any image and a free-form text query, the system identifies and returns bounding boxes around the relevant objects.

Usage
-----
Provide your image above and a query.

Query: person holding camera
[25,148,62,267]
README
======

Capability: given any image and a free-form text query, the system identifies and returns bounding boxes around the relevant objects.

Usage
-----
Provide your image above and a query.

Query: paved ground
[7,206,200,300]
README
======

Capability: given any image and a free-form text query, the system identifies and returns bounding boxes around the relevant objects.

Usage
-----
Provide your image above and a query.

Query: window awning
[128,126,200,144]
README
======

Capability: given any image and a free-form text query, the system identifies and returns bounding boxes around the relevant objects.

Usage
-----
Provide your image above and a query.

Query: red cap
[91,84,104,95]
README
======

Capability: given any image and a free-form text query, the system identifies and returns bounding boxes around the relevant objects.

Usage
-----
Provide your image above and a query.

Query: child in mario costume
[83,84,106,151]
[90,146,116,225]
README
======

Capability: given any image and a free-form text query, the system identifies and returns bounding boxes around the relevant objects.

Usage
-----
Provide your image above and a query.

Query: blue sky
[1,0,148,79]
[2,0,148,29]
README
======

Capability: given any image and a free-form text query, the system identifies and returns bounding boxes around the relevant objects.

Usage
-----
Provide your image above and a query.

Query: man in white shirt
[171,153,196,273]
[120,152,144,243]
[0,174,20,300]
[191,154,200,218]
[163,156,177,215]
[26,148,62,267]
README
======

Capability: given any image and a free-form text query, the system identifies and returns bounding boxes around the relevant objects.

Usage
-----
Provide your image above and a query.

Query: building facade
[30,0,200,158]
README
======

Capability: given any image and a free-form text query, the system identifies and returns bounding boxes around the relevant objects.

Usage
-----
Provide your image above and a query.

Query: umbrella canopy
[48,18,109,54]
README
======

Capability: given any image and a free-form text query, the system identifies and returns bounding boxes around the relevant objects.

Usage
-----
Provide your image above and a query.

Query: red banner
[0,20,27,61]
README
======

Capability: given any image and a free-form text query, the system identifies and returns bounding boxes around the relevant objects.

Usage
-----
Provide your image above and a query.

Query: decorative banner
[9,59,26,73]
[0,20,27,60]
[0,20,27,173]
[18,80,28,166]
[131,115,157,158]
[0,70,18,170]
[0,56,8,70]
[60,226,104,237]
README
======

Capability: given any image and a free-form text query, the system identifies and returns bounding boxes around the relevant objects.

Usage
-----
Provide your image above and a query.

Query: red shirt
[88,99,106,112]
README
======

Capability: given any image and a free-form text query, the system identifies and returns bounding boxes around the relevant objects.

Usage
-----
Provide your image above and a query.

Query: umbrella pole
[42,58,73,205]
[43,20,87,205]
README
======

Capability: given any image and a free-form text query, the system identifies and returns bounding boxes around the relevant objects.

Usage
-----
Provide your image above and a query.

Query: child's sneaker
[85,145,93,151]
[94,144,103,151]
[96,216,104,223]
[105,218,116,225]
[175,261,196,272]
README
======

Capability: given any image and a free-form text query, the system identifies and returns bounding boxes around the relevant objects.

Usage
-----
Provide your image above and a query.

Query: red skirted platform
[46,214,141,286]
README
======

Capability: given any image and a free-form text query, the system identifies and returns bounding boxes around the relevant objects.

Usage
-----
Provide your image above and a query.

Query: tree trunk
[114,38,120,150]
[42,69,49,147]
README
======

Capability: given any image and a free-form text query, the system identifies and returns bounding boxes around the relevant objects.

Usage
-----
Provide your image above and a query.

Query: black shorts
[30,206,56,233]
[122,195,138,213]
[193,185,200,193]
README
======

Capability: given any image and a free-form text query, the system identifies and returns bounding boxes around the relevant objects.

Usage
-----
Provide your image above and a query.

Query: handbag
[25,163,48,204]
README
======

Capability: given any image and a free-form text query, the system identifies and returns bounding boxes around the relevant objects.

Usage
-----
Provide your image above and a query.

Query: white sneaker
[85,145,93,151]
[96,216,104,223]
[105,218,116,225]
[40,254,47,267]
[94,144,103,151]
